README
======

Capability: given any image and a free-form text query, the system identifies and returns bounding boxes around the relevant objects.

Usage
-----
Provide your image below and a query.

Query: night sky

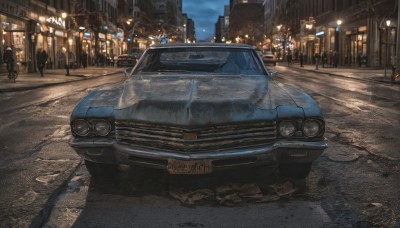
[182,0,229,41]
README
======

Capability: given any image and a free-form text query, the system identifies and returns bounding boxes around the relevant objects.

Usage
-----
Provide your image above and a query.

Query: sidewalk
[278,62,400,84]
[0,66,122,93]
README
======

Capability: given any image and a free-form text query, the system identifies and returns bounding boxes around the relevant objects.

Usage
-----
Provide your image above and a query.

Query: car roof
[149,42,253,50]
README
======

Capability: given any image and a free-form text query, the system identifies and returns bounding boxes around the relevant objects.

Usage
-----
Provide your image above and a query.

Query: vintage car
[69,43,327,179]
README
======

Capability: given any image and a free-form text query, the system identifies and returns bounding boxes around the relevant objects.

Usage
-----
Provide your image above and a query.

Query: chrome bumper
[70,138,327,170]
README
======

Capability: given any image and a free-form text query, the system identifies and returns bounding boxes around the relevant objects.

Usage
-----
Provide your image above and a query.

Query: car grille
[115,121,277,153]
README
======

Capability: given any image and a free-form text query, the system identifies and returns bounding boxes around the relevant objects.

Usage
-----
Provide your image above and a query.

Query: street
[0,66,399,227]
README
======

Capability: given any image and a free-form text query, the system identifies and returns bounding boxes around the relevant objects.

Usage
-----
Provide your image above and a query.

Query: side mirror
[123,67,133,78]
[269,69,278,77]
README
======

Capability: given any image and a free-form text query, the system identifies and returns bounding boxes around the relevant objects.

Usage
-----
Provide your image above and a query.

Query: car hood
[110,74,316,126]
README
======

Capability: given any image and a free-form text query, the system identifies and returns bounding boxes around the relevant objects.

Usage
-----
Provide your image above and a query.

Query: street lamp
[335,19,342,67]
[385,19,391,80]
[62,12,70,75]
[78,26,85,67]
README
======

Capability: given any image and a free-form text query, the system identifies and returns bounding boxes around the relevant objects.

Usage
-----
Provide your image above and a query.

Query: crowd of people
[272,48,368,69]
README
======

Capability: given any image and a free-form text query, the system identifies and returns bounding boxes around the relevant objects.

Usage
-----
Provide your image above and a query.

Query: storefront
[344,26,368,66]
[0,13,28,73]
[44,15,67,69]
[82,31,93,65]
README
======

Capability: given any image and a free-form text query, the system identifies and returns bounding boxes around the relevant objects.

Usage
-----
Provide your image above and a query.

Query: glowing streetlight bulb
[386,19,391,27]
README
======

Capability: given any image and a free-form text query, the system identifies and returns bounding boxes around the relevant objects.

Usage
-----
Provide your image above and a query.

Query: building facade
[0,0,119,73]
[0,0,193,74]
[264,0,398,67]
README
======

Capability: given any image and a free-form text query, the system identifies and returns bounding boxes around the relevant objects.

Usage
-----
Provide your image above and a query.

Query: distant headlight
[278,120,296,137]
[302,119,321,137]
[72,119,90,136]
[94,120,111,136]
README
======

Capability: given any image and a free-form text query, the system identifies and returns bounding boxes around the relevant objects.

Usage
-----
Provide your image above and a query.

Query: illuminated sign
[46,16,65,29]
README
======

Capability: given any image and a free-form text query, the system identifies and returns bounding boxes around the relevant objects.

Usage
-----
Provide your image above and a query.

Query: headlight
[302,120,320,137]
[94,120,111,136]
[72,119,90,136]
[278,120,296,137]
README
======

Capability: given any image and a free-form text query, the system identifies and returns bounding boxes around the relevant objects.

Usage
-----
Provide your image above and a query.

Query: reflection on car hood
[112,74,305,125]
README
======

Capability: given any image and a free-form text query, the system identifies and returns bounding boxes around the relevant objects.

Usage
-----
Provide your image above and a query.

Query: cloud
[183,0,229,41]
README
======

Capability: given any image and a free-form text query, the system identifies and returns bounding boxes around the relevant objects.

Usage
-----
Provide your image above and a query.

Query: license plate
[167,159,213,175]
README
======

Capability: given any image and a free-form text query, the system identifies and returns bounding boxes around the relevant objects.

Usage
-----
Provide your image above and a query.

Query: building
[186,17,195,42]
[264,0,398,67]
[0,0,119,73]
[0,0,193,74]
[0,0,69,73]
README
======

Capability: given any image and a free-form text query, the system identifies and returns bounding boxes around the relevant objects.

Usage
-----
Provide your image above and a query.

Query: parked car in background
[116,54,137,67]
[69,43,327,179]
[262,51,277,66]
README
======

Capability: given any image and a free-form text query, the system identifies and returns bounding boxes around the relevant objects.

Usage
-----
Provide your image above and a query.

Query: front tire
[84,160,119,178]
[279,163,312,179]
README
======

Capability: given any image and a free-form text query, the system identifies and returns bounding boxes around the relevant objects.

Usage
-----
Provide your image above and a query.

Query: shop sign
[116,28,124,39]
[46,16,65,29]
[55,30,65,37]
[99,33,105,39]
[84,32,91,38]
[358,26,367,32]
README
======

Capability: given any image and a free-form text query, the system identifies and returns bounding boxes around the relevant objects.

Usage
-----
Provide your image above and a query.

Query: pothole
[36,172,61,185]
[12,190,38,207]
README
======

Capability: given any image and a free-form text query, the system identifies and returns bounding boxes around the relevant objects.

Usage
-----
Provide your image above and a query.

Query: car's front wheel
[84,160,119,178]
[278,163,312,179]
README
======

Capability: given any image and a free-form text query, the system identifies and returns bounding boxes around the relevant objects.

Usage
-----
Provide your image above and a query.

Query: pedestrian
[81,51,88,69]
[314,52,321,70]
[287,52,292,66]
[363,54,368,67]
[3,46,15,79]
[357,54,362,67]
[333,51,339,68]
[328,50,333,66]
[322,51,327,68]
[37,49,48,77]
[299,52,304,67]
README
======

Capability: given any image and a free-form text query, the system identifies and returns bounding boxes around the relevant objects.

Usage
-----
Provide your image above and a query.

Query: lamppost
[78,26,85,67]
[277,25,290,63]
[276,25,283,61]
[61,12,70,76]
[336,19,342,66]
[385,19,391,80]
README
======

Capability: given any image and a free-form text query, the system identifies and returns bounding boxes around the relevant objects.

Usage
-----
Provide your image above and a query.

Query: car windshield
[134,47,266,75]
